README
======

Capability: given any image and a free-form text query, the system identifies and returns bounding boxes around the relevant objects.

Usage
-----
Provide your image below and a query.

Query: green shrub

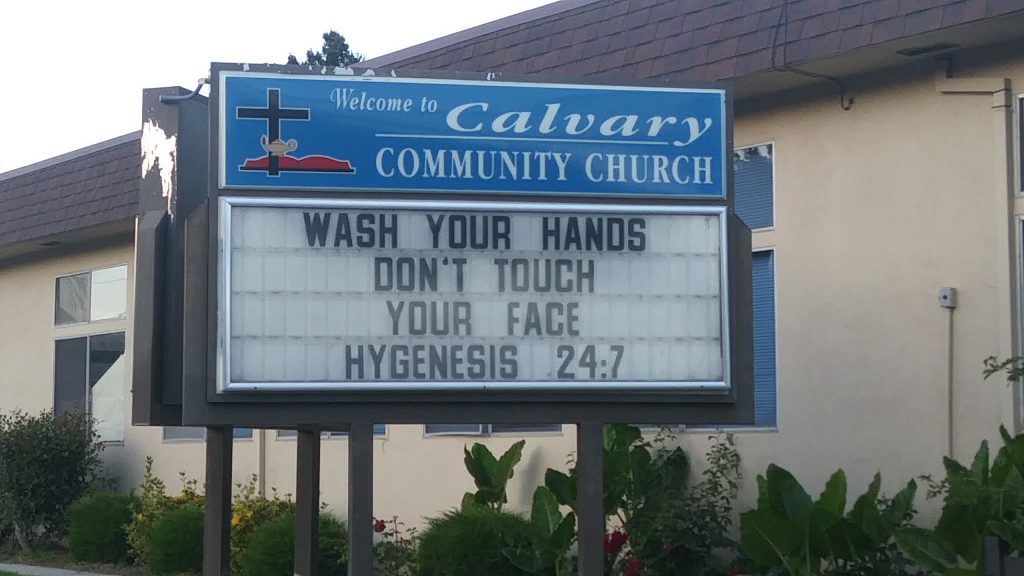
[148,506,204,575]
[125,457,204,564]
[417,507,533,576]
[239,512,347,576]
[0,410,104,550]
[626,432,742,576]
[230,476,295,576]
[538,426,741,576]
[68,492,138,563]
[373,516,417,576]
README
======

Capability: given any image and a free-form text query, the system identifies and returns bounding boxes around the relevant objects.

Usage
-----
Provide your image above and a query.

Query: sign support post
[348,421,375,576]
[295,428,321,576]
[203,427,233,576]
[577,422,605,576]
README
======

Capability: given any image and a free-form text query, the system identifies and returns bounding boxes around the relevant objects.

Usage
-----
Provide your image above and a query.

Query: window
[53,264,129,442]
[162,427,254,441]
[276,425,386,440]
[163,427,204,441]
[1018,95,1022,195]
[54,332,126,443]
[55,265,128,325]
[751,250,777,428]
[734,143,774,230]
[425,424,561,436]
[732,143,777,429]
[1018,218,1024,425]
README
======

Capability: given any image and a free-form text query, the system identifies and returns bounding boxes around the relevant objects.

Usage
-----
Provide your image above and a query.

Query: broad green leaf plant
[895,427,1024,575]
[462,440,525,512]
[503,487,576,576]
[741,464,919,576]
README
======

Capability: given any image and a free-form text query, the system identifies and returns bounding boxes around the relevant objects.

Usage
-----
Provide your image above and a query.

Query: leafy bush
[540,425,741,576]
[373,515,417,576]
[239,512,348,576]
[68,492,138,563]
[147,506,204,575]
[417,507,534,576]
[125,457,204,564]
[740,464,919,576]
[0,409,104,550]
[635,432,742,576]
[230,475,295,576]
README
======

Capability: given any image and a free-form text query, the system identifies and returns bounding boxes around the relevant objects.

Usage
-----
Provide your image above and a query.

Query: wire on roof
[770,0,854,111]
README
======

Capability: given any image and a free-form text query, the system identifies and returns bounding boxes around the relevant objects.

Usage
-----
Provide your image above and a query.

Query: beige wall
[735,71,1002,505]
[0,243,134,414]
[1,49,1023,528]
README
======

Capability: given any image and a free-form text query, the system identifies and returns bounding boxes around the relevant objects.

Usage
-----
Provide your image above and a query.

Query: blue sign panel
[219,72,727,197]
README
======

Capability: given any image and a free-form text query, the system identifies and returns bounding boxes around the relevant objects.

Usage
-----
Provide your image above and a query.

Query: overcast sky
[0,0,554,173]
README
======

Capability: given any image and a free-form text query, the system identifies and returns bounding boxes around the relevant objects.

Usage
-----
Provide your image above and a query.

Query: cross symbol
[237,88,309,176]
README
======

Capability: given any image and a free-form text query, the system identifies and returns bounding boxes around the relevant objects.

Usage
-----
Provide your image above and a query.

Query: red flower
[660,542,671,554]
[729,567,740,576]
[603,529,628,555]
[623,555,644,576]
[373,519,387,533]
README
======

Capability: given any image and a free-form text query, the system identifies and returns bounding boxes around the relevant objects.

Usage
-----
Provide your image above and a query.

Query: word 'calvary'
[443,101,714,147]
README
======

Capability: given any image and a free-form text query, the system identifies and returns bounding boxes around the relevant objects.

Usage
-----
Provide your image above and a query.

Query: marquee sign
[219,197,732,392]
[128,68,752,576]
[219,73,727,197]
[133,63,755,424]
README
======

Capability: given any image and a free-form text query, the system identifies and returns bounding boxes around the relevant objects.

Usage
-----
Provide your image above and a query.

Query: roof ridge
[361,0,605,68]
[0,131,141,183]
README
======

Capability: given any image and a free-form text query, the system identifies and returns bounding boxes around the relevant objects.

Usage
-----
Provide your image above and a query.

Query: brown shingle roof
[370,0,1024,81]
[0,133,139,248]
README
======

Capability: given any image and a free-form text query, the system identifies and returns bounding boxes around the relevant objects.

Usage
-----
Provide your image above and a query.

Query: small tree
[287,30,363,67]
[0,410,104,550]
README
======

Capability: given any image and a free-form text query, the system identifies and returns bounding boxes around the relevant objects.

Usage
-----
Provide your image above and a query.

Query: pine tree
[287,30,363,67]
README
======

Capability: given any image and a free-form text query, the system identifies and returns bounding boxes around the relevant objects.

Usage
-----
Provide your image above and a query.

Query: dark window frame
[424,424,562,437]
[749,248,778,429]
[162,427,255,442]
[733,141,775,231]
[275,426,387,440]
[54,264,129,326]
[1017,95,1023,195]
[53,330,127,443]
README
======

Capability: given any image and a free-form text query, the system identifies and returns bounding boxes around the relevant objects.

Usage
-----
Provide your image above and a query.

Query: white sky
[0,0,554,173]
